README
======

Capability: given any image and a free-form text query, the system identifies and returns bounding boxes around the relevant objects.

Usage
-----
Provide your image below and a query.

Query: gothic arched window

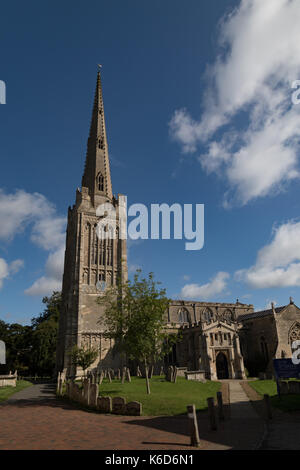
[202,308,213,323]
[178,308,190,324]
[97,172,104,191]
[223,309,233,322]
[289,322,300,353]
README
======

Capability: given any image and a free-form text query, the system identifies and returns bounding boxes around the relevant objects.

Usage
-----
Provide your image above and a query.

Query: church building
[56,73,300,380]
[56,72,127,377]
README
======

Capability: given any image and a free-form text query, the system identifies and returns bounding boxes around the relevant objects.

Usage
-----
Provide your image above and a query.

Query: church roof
[238,305,286,321]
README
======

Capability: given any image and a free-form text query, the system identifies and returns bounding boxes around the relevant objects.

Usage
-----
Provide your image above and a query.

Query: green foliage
[69,345,98,373]
[98,376,221,416]
[0,291,61,376]
[98,270,178,367]
[29,291,61,376]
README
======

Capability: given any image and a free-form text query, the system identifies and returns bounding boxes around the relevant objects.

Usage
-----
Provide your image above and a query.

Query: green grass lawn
[97,376,221,416]
[249,379,300,412]
[0,380,32,403]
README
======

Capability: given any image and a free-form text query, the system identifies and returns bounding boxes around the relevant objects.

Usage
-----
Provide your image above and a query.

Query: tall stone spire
[82,70,113,201]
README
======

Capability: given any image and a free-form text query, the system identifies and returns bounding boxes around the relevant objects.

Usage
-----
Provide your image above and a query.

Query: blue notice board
[273,359,300,379]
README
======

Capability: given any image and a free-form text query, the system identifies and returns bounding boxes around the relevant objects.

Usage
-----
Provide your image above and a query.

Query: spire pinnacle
[82,70,113,202]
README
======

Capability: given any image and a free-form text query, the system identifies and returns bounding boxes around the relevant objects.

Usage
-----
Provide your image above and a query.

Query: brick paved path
[0,383,265,450]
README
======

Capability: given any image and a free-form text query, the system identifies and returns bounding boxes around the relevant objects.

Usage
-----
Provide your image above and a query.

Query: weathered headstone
[121,367,126,384]
[288,381,300,394]
[97,396,112,413]
[83,379,90,406]
[280,381,289,395]
[89,383,98,408]
[56,372,61,394]
[58,378,63,395]
[126,401,142,416]
[126,368,131,383]
[99,371,104,385]
[112,396,126,414]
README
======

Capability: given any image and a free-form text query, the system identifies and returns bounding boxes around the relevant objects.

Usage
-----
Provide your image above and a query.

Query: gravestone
[97,396,112,413]
[126,401,142,416]
[0,340,6,365]
[288,381,300,394]
[279,381,289,395]
[89,383,98,407]
[99,371,104,385]
[112,397,126,414]
[83,379,90,405]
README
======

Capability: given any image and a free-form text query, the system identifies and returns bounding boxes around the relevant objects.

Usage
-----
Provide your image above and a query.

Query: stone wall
[0,374,17,387]
[64,379,142,416]
[239,302,300,375]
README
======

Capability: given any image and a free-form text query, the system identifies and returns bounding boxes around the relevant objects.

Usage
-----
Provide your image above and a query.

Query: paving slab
[0,381,266,450]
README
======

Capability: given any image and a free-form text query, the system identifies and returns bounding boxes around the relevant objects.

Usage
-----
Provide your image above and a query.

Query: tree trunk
[144,360,151,395]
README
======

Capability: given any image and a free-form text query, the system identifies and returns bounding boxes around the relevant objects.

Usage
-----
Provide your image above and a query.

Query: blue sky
[1,0,300,324]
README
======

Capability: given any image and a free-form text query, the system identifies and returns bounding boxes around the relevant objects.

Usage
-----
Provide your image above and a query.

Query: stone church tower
[56,72,128,378]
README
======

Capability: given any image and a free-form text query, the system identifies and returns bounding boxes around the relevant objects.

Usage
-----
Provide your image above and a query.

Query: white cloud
[170,0,300,205]
[236,220,300,288]
[24,275,62,297]
[128,263,141,274]
[180,271,230,300]
[0,258,24,289]
[265,300,277,310]
[25,241,65,297]
[0,189,66,296]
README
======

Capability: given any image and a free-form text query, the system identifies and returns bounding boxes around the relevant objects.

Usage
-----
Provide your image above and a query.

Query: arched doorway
[216,352,229,379]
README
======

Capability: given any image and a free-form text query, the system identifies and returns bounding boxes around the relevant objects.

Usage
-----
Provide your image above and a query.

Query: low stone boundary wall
[64,380,142,416]
[0,373,17,387]
[185,370,206,383]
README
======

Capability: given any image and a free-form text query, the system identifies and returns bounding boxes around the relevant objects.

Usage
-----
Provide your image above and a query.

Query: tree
[30,291,61,376]
[97,270,178,394]
[69,345,99,377]
[0,291,61,376]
